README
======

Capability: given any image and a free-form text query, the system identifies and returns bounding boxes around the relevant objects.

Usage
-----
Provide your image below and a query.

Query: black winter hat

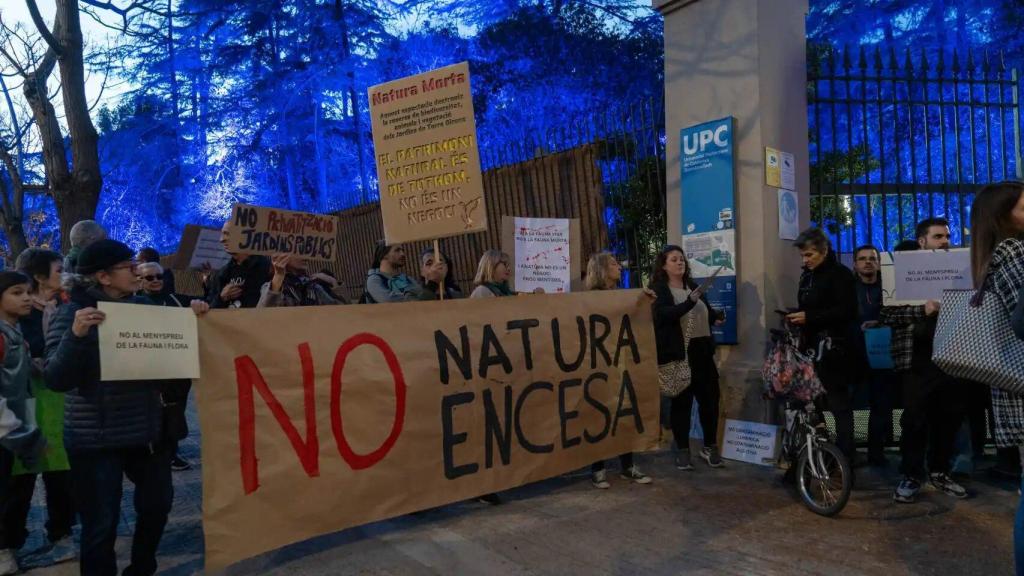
[76,239,135,275]
[0,271,30,296]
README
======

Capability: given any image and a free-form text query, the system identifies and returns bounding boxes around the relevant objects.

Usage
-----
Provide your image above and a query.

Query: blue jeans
[69,446,173,576]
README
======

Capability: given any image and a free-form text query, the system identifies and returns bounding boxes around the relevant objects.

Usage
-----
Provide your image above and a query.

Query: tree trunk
[337,2,370,203]
[53,0,102,249]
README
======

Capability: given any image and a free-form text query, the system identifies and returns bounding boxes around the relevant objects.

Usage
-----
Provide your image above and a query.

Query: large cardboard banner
[369,62,487,244]
[196,291,658,571]
[225,204,339,261]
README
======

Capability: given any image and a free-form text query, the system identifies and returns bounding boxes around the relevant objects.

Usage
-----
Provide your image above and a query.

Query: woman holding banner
[470,250,514,298]
[44,239,210,576]
[650,245,725,471]
[586,252,653,489]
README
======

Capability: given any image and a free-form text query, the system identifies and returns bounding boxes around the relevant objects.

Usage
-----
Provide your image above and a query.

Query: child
[0,271,47,575]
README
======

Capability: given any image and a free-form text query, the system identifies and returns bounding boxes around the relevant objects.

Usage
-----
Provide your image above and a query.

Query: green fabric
[13,375,69,475]
[486,282,514,297]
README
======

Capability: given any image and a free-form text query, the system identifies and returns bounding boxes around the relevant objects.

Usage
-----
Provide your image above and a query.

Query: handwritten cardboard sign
[97,302,200,381]
[721,419,778,466]
[369,61,487,244]
[225,204,339,262]
[195,290,658,571]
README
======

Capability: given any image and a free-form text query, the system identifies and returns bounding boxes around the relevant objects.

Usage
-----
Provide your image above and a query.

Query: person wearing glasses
[44,239,209,575]
[137,262,195,472]
[137,248,175,296]
[852,244,896,467]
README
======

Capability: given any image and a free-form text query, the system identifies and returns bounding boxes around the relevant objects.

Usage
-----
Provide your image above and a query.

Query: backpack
[358,272,387,304]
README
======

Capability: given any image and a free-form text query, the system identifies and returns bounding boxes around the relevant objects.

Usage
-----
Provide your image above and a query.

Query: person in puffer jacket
[0,271,47,576]
[44,239,208,576]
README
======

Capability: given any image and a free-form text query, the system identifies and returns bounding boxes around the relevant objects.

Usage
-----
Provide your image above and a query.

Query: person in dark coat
[206,221,272,309]
[786,228,857,462]
[45,239,209,576]
[137,261,194,472]
[650,245,726,471]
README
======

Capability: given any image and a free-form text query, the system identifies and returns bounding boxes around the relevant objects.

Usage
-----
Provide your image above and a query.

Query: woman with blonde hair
[585,252,652,488]
[470,250,514,298]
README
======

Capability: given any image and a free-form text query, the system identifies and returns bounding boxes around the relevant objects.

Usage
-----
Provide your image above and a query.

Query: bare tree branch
[24,0,64,57]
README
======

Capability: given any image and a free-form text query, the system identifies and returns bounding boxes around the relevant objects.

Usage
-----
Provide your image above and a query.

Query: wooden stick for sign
[434,238,444,301]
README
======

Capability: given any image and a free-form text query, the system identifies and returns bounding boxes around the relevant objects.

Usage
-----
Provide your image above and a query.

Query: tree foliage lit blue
[0,0,1021,256]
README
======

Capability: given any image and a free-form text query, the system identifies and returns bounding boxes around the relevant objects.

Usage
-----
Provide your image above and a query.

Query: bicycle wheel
[796,441,851,517]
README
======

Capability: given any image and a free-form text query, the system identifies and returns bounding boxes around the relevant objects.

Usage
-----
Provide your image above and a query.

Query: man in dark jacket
[206,221,272,309]
[45,239,207,576]
[881,219,968,503]
[787,228,857,461]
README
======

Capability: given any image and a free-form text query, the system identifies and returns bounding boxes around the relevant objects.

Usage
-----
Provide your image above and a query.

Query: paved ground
[18,411,1019,576]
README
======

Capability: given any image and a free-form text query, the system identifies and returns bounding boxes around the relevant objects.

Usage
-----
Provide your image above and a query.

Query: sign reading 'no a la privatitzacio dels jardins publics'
[369,62,488,244]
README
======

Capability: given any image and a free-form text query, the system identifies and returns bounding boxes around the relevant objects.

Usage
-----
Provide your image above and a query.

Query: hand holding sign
[73,307,106,338]
[690,265,725,302]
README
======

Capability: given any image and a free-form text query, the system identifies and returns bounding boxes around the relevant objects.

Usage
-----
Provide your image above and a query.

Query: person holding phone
[650,245,726,471]
[786,228,857,465]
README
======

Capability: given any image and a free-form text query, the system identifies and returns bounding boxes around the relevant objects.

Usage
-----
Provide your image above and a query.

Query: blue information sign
[680,117,738,344]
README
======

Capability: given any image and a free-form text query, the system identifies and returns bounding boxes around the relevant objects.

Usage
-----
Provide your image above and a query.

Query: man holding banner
[207,222,272,309]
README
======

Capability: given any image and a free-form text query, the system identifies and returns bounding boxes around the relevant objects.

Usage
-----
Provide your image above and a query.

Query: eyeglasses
[140,274,164,281]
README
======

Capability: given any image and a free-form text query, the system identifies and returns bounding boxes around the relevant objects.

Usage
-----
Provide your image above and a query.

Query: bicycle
[763,315,852,517]
[778,399,852,517]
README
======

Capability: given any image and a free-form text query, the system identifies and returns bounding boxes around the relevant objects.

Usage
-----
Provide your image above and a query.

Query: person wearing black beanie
[44,238,207,575]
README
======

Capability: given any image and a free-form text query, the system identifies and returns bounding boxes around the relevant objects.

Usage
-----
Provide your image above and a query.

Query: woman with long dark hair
[650,245,725,471]
[968,181,1024,574]
[586,252,652,488]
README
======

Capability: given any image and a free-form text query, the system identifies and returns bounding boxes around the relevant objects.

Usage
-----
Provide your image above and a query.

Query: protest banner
[501,216,583,293]
[510,217,572,293]
[195,290,658,570]
[174,225,231,270]
[97,302,200,381]
[891,248,972,303]
[224,204,339,262]
[369,61,487,244]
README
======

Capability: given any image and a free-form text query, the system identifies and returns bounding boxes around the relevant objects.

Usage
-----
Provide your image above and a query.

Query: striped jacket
[986,238,1024,448]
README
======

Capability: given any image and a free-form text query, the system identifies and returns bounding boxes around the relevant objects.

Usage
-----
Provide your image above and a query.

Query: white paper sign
[780,151,795,191]
[892,248,972,302]
[189,228,231,270]
[98,302,200,381]
[513,217,571,294]
[721,419,779,466]
[777,188,799,240]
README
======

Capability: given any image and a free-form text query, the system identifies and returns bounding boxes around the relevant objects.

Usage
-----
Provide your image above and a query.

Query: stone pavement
[19,416,1018,576]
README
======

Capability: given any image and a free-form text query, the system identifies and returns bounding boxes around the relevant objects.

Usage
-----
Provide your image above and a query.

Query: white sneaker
[591,469,611,489]
[0,549,19,576]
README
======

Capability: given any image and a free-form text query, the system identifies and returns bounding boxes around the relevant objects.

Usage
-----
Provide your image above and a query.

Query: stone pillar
[655,0,811,425]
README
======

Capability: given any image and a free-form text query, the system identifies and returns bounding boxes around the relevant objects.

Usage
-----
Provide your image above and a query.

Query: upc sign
[682,124,729,156]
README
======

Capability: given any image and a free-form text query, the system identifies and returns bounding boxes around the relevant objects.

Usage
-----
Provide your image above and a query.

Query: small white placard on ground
[721,418,779,466]
[98,302,200,381]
